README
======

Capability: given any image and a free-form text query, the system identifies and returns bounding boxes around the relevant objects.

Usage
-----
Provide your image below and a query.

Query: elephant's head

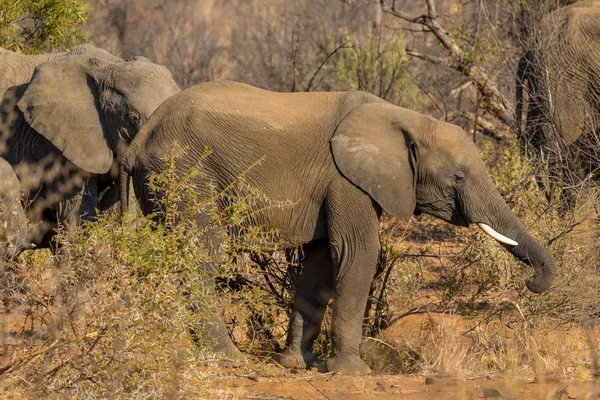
[15,55,180,174]
[331,103,556,293]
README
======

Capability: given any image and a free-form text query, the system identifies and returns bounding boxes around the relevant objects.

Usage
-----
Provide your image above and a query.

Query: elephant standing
[121,81,556,375]
[516,1,600,207]
[0,159,27,261]
[1,55,180,250]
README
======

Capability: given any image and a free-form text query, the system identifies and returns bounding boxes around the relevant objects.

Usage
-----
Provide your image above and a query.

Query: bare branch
[425,0,437,18]
[305,40,352,92]
[374,0,515,127]
[449,111,511,141]
[405,48,454,66]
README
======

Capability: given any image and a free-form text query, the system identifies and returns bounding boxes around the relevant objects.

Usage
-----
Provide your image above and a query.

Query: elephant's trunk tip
[525,259,556,293]
[526,252,556,293]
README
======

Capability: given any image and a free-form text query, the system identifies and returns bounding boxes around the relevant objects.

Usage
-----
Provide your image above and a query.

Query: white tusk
[477,223,518,246]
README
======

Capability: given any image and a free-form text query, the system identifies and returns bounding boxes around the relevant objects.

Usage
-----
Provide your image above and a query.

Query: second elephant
[1,55,180,250]
[516,1,600,207]
[121,81,556,375]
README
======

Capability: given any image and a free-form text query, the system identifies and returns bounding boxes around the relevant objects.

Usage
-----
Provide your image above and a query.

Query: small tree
[0,0,89,54]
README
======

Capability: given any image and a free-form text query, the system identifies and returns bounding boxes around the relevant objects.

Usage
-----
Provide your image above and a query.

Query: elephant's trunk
[468,176,556,293]
[120,121,152,217]
[507,227,556,293]
[476,216,556,293]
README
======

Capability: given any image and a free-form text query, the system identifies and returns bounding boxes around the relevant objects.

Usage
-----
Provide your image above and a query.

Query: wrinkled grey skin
[1,55,180,250]
[121,81,556,375]
[516,1,600,183]
[0,44,123,98]
[0,158,27,261]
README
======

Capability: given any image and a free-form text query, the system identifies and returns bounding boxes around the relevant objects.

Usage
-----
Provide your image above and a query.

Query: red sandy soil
[215,364,599,399]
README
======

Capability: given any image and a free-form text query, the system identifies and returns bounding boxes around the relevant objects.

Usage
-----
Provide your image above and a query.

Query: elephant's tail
[120,121,152,218]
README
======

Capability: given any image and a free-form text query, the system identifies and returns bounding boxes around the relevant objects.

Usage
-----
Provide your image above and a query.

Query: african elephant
[0,158,28,261]
[1,55,180,250]
[120,81,556,375]
[516,1,600,207]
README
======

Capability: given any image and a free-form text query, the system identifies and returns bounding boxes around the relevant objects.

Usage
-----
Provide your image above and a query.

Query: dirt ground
[216,217,600,400]
[214,364,600,399]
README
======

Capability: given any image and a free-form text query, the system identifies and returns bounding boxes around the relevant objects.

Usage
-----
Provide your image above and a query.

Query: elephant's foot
[212,340,246,365]
[192,324,246,366]
[326,352,371,375]
[276,348,318,369]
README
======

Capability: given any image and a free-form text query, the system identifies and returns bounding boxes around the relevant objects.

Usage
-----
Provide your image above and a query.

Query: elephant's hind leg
[277,239,333,369]
[191,287,245,363]
[190,225,245,364]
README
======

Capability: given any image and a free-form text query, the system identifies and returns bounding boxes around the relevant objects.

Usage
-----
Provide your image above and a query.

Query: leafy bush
[0,151,292,397]
[0,0,88,53]
[328,28,421,107]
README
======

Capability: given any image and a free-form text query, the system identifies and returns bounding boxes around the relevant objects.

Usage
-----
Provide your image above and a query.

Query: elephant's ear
[17,56,113,174]
[331,102,416,220]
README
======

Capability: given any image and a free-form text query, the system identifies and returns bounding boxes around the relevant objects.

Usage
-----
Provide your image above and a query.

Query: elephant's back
[542,2,600,40]
[146,82,382,163]
[0,49,63,97]
[168,81,380,138]
[136,81,383,181]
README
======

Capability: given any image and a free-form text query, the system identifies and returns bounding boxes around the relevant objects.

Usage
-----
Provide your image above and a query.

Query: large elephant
[1,55,180,250]
[0,158,28,261]
[516,1,600,206]
[120,81,556,375]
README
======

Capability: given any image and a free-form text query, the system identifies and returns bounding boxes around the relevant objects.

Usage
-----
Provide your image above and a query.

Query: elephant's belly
[245,201,329,248]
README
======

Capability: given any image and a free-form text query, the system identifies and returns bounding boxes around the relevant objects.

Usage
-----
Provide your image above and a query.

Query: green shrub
[0,150,292,397]
[328,28,422,107]
[0,0,89,53]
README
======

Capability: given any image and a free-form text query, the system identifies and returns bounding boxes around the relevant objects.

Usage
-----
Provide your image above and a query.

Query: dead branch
[370,0,515,127]
[448,111,511,141]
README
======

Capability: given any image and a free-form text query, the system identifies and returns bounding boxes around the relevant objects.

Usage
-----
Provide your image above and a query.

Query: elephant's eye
[128,110,141,126]
[454,170,467,183]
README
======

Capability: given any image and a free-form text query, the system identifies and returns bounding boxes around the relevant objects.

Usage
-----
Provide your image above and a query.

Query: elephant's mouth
[413,202,469,227]
[450,207,469,227]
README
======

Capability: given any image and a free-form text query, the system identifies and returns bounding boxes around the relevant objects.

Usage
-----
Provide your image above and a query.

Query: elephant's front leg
[277,239,333,369]
[325,178,381,375]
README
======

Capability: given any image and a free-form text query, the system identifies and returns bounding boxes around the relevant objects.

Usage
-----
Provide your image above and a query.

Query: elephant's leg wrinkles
[325,178,380,375]
[277,239,333,369]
